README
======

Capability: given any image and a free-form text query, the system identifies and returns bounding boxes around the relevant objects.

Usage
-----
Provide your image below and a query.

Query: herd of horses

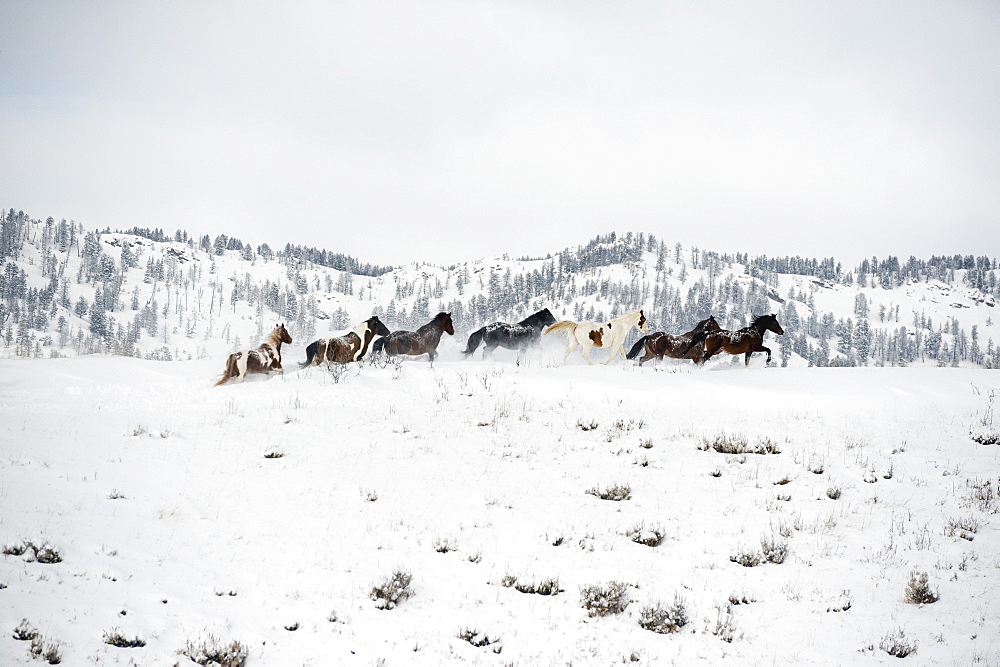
[214,308,784,385]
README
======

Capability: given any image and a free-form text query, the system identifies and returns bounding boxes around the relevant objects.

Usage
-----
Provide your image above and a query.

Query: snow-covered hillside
[0,210,997,368]
[1,355,999,664]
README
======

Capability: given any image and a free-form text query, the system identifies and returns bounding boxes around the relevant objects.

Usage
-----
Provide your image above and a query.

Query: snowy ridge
[0,212,997,369]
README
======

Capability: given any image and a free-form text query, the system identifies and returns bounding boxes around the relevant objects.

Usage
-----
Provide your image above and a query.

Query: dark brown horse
[215,323,293,385]
[684,314,784,366]
[626,316,721,366]
[301,316,390,367]
[371,312,454,362]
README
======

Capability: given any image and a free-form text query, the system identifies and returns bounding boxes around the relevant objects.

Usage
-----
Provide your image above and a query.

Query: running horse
[214,323,292,386]
[463,308,557,358]
[544,309,649,365]
[301,316,390,367]
[626,316,721,366]
[683,314,784,366]
[371,312,455,362]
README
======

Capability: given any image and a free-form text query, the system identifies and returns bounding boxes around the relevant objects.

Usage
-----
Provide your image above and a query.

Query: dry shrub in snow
[637,595,688,634]
[28,636,62,664]
[580,581,630,617]
[625,523,665,547]
[103,629,146,648]
[712,603,739,643]
[4,541,62,564]
[943,516,979,541]
[969,429,999,445]
[827,486,842,500]
[961,478,998,513]
[730,548,762,568]
[180,635,248,666]
[433,537,457,553]
[14,619,39,641]
[502,574,562,596]
[904,572,938,604]
[699,433,781,455]
[760,535,789,564]
[457,628,502,653]
[370,569,413,609]
[880,628,917,658]
[586,483,632,501]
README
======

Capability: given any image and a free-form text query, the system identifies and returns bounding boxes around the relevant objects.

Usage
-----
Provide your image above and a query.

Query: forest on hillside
[1,208,997,368]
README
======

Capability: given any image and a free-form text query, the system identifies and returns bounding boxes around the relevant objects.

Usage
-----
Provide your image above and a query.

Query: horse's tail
[300,340,321,368]
[214,354,237,386]
[626,336,648,360]
[682,330,708,356]
[463,327,486,355]
[544,321,577,337]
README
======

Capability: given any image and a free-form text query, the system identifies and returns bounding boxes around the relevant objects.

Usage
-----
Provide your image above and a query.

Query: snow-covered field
[1,342,999,665]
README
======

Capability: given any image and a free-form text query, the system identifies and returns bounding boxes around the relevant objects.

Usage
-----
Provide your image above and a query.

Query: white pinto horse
[544,309,649,365]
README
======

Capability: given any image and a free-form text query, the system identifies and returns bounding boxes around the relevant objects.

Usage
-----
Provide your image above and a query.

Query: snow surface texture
[1,347,999,665]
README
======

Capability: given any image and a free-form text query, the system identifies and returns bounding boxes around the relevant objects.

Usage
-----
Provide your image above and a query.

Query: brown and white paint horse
[371,312,455,362]
[544,309,648,365]
[301,316,390,367]
[215,323,292,386]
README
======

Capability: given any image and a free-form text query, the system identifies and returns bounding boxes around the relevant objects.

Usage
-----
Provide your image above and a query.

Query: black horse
[463,308,557,358]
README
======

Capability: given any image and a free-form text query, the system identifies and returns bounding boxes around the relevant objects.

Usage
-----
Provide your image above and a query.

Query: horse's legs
[562,336,578,363]
[759,345,772,366]
[579,339,594,365]
[484,343,497,359]
[745,351,753,366]
[603,345,624,365]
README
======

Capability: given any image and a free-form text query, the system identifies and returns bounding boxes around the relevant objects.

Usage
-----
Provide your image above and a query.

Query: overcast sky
[2,1,997,267]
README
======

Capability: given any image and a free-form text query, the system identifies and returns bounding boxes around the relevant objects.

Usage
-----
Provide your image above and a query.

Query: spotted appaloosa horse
[301,316,390,367]
[371,312,455,362]
[215,323,292,386]
[684,314,784,366]
[544,309,648,365]
[626,316,721,366]
[463,308,557,358]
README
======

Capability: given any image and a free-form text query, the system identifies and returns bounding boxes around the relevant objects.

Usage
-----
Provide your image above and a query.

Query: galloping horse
[544,309,648,365]
[683,314,784,366]
[463,308,557,358]
[215,323,292,386]
[301,316,390,367]
[371,312,454,362]
[626,316,721,366]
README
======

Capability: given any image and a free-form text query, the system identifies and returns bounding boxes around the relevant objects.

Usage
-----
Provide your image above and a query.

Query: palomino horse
[301,316,390,367]
[463,308,557,358]
[544,309,648,365]
[215,323,292,386]
[684,314,784,366]
[626,316,721,366]
[371,312,454,362]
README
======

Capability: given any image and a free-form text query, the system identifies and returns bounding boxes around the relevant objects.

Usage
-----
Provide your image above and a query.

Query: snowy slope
[1,352,999,665]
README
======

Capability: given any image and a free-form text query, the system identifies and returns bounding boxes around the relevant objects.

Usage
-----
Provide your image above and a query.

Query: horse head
[369,316,391,337]
[538,308,556,327]
[702,315,722,333]
[439,312,455,336]
[637,309,649,333]
[767,314,784,335]
[276,323,293,344]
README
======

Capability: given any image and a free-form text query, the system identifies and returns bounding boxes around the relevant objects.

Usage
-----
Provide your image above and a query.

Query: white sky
[1,1,997,267]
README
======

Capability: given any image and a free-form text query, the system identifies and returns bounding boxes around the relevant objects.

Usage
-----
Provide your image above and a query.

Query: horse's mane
[749,314,772,329]
[518,308,552,327]
[417,312,451,333]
